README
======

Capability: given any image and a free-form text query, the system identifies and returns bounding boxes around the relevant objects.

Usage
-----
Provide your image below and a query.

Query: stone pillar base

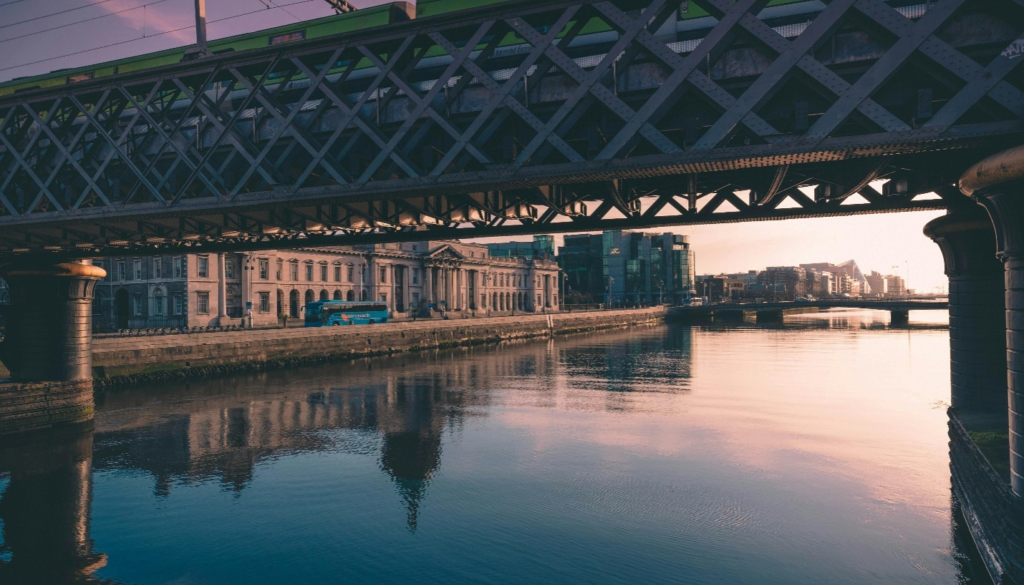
[0,379,94,436]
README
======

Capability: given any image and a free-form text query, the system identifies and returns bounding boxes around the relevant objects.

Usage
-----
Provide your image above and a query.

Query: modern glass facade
[558,230,695,306]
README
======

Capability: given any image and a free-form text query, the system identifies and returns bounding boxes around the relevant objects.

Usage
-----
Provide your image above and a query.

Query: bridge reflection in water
[0,321,1000,584]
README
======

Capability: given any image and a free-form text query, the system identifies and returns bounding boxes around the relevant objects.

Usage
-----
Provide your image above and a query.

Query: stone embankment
[90,308,666,387]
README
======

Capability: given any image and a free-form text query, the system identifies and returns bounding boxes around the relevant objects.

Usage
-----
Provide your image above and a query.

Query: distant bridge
[668,299,948,324]
[0,0,1020,258]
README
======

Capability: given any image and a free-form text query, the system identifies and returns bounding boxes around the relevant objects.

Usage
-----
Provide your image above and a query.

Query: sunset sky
[0,0,959,291]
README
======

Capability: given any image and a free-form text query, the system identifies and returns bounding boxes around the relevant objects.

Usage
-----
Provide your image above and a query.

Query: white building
[92,241,561,331]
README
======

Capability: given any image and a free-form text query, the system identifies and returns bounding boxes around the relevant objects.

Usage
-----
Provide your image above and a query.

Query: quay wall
[89,308,666,385]
[949,412,1024,584]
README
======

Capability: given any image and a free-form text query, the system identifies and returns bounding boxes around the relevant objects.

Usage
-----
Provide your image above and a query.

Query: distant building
[0,278,8,305]
[801,261,867,293]
[697,275,746,302]
[487,235,555,260]
[90,241,561,331]
[558,230,695,306]
[759,266,808,299]
[865,271,887,297]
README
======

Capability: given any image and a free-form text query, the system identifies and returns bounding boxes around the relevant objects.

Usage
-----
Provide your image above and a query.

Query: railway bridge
[1,0,1024,573]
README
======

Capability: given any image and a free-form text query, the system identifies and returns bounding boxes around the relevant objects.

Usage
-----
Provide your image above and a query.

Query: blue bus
[304,300,389,327]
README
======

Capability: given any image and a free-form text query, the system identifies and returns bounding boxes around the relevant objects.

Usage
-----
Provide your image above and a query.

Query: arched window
[289,290,299,317]
[319,289,328,301]
[333,290,342,300]
[493,292,498,310]
[305,289,315,305]
[346,289,355,301]
[360,289,368,301]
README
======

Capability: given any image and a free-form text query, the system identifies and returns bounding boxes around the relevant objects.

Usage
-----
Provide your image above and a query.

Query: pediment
[425,245,466,261]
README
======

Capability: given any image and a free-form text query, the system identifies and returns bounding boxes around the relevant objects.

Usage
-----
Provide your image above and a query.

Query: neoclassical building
[91,241,561,331]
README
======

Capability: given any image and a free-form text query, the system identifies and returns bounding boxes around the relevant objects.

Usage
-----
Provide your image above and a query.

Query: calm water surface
[0,309,988,584]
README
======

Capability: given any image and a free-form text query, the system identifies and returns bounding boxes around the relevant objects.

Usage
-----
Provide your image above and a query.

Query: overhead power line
[0,0,124,31]
[0,0,320,76]
[0,0,177,46]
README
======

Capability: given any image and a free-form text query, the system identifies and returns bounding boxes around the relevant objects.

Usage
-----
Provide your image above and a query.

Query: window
[290,261,299,281]
[269,30,305,45]
[225,258,235,279]
[276,259,283,280]
[305,263,314,281]
[334,265,341,282]
[197,292,210,314]
[413,292,420,305]
[153,258,162,279]
[154,293,165,316]
[320,263,328,282]
[134,259,142,280]
[379,266,387,283]
[481,293,486,308]
[380,293,387,304]
[361,265,367,283]
[260,259,269,280]
[347,265,354,282]
[412,268,419,284]
[198,256,209,278]
[173,295,183,315]
[133,295,143,316]
[173,256,183,278]
[67,72,94,84]
[259,292,270,313]
[117,261,126,282]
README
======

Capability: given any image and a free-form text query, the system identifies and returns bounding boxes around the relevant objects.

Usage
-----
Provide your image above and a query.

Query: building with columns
[90,241,561,331]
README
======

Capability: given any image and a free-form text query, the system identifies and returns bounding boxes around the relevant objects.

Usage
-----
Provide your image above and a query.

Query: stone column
[924,211,1006,412]
[0,262,105,382]
[0,261,105,436]
[424,266,433,309]
[217,253,228,323]
[961,144,1024,496]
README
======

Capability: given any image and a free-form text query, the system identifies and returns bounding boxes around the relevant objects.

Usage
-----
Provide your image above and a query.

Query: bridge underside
[1,0,1023,258]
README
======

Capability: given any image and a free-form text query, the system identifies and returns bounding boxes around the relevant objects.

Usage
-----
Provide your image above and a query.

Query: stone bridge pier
[950,146,1024,584]
[0,261,105,436]
[924,210,1007,413]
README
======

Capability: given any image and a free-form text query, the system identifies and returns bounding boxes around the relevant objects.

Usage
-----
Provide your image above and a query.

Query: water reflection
[0,314,1000,585]
[0,428,109,584]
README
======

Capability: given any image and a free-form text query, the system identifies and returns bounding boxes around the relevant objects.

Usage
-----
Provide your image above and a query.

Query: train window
[67,72,93,84]
[269,30,305,45]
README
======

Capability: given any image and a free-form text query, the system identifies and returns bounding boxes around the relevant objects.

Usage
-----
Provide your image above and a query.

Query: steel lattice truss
[0,0,1022,257]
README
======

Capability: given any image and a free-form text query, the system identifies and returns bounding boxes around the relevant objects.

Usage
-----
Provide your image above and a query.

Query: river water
[0,309,990,584]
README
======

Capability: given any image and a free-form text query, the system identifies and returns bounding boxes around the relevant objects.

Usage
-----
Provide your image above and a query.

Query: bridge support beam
[0,261,105,436]
[924,212,1006,413]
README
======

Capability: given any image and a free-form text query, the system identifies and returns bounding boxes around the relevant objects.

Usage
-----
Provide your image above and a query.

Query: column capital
[960,146,1024,260]
[923,210,1002,278]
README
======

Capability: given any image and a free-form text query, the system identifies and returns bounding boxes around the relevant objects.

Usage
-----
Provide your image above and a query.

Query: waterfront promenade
[17,307,666,383]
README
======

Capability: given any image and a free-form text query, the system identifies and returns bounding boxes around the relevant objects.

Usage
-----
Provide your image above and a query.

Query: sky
[0,0,956,292]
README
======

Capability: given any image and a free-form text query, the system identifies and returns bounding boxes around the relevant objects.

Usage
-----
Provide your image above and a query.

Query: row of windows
[94,293,184,317]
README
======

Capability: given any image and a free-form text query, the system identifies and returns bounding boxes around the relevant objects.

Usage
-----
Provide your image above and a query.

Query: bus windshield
[305,304,323,323]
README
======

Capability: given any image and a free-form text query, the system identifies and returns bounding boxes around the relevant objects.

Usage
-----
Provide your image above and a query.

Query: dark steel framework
[1,0,1023,258]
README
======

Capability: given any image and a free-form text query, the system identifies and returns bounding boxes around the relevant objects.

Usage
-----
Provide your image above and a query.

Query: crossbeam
[0,0,1021,258]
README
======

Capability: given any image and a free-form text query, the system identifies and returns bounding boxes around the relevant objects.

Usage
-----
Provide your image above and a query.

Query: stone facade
[92,241,561,331]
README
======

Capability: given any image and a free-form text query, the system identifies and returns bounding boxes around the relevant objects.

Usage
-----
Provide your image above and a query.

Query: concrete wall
[91,308,665,380]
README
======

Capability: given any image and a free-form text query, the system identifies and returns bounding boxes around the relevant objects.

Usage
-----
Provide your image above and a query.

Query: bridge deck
[1,0,1021,257]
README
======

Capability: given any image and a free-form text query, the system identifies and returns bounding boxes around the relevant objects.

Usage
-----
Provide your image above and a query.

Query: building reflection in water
[0,428,111,584]
[88,327,691,533]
